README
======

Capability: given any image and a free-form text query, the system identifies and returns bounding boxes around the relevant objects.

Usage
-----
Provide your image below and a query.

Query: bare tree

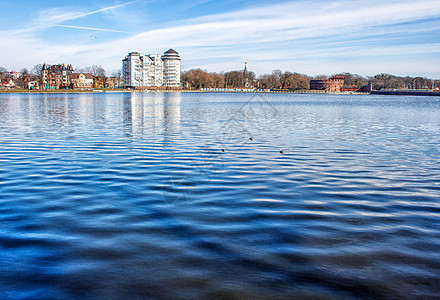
[30,64,43,76]
[181,69,214,89]
[77,65,106,79]
[224,71,243,88]
[314,75,328,80]
[30,64,43,84]
[210,72,225,88]
[0,67,9,84]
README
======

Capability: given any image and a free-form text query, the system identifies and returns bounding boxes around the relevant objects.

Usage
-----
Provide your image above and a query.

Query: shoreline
[0,89,370,95]
[1,89,439,96]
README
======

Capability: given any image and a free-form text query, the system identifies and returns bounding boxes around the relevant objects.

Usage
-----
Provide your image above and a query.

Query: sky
[1,0,440,78]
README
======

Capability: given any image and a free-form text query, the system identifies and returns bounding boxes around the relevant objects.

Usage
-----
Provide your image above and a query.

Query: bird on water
[279,149,284,154]
[222,148,225,152]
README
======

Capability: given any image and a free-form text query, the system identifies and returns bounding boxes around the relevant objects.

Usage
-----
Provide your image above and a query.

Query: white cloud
[53,25,132,34]
[1,0,439,77]
[7,1,138,35]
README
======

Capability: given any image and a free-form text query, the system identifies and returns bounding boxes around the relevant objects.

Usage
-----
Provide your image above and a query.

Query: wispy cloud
[53,25,132,34]
[9,1,138,35]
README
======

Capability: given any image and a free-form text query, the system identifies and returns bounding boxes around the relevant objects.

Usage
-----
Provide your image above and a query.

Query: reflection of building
[41,64,74,89]
[122,49,181,89]
[123,93,181,136]
[310,75,344,91]
[70,73,94,89]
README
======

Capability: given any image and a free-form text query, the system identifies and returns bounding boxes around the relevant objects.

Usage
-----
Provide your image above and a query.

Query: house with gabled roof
[70,73,94,89]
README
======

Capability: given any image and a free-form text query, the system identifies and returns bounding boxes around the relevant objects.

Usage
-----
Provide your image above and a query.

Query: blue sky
[1,0,440,77]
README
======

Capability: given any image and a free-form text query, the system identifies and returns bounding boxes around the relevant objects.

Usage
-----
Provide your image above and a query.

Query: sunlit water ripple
[0,92,439,299]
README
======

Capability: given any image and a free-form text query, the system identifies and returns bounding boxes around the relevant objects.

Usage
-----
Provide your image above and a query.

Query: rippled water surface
[1,92,439,299]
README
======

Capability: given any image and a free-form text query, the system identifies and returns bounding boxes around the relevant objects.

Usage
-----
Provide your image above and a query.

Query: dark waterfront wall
[372,90,440,96]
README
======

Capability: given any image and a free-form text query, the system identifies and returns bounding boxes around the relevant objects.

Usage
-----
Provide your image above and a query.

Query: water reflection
[123,92,181,139]
[1,93,439,299]
[0,92,182,141]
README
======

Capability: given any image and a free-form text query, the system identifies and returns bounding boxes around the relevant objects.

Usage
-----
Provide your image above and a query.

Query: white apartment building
[122,49,181,88]
[161,49,181,88]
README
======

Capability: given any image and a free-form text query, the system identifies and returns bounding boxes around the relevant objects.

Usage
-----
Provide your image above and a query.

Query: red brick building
[310,75,345,92]
[41,64,74,89]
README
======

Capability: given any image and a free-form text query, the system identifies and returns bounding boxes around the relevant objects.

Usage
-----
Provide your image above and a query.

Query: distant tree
[179,67,437,92]
[257,70,284,89]
[14,68,30,89]
[77,65,106,80]
[20,68,29,77]
[224,71,243,88]
[271,70,282,88]
[30,64,43,76]
[116,69,122,79]
[314,75,328,80]
[244,71,256,87]
[279,71,292,89]
[0,67,9,84]
[181,69,214,89]
[288,73,310,90]
[336,72,368,87]
[30,64,43,84]
[109,69,122,88]
[210,72,225,88]
[257,74,272,89]
[370,73,410,90]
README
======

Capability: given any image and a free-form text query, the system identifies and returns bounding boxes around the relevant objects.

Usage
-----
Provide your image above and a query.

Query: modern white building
[161,49,181,88]
[122,49,181,88]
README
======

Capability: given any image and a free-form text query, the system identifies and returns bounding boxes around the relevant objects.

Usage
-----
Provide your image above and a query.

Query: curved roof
[164,49,178,54]
[162,49,181,61]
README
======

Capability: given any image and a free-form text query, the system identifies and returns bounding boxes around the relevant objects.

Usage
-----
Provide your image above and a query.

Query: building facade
[122,52,142,88]
[161,49,181,88]
[122,49,181,89]
[41,64,74,89]
[70,73,94,89]
[310,75,345,92]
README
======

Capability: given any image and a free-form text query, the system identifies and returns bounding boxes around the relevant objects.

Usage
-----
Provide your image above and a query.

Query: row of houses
[1,67,123,90]
[2,48,180,90]
[1,75,40,90]
[40,64,122,90]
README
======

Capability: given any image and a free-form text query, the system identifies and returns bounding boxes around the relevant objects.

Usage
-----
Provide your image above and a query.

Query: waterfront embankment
[0,88,370,95]
[371,90,440,96]
[3,88,440,96]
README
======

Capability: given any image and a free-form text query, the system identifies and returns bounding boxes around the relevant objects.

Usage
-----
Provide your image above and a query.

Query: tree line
[181,69,311,90]
[181,69,439,90]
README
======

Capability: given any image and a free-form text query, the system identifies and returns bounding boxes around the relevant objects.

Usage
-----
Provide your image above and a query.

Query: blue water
[0,92,439,299]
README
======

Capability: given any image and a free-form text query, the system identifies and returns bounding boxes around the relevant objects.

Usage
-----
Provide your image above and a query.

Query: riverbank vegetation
[181,69,439,91]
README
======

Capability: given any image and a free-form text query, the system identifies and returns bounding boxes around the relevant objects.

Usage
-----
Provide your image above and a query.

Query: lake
[0,92,439,299]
